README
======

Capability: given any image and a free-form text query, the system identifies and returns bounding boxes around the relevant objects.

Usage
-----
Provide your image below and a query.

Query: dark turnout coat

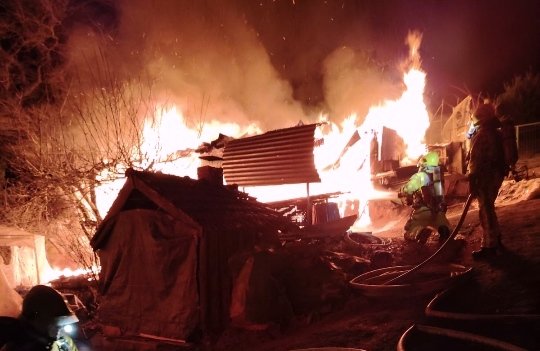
[468,117,507,248]
[468,118,507,180]
[0,317,52,351]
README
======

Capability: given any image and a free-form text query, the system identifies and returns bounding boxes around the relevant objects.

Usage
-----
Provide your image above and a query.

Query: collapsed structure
[90,124,355,343]
[90,169,299,341]
[89,115,480,343]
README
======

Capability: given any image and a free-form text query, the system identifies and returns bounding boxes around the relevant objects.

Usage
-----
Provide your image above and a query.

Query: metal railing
[516,121,540,157]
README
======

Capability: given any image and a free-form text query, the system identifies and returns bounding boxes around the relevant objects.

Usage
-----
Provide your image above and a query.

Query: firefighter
[0,285,79,351]
[399,151,451,244]
[467,101,507,260]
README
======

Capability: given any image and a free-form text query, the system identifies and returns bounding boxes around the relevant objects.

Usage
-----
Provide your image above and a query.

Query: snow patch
[497,177,540,203]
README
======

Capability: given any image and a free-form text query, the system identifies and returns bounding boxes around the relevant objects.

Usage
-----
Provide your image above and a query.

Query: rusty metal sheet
[223,124,321,186]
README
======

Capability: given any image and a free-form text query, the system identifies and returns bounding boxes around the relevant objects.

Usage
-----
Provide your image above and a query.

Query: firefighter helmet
[472,102,496,125]
[22,285,78,326]
[421,151,439,167]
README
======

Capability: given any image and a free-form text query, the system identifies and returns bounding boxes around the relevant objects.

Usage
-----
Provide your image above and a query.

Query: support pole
[33,236,41,284]
[306,182,312,225]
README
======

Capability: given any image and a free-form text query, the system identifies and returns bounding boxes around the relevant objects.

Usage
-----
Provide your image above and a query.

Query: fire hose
[383,193,474,285]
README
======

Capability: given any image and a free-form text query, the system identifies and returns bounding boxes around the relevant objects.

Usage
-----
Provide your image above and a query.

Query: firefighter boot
[438,225,450,242]
[415,228,432,245]
[472,247,497,260]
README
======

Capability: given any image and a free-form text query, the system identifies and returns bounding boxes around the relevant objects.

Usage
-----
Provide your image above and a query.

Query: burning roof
[92,168,299,250]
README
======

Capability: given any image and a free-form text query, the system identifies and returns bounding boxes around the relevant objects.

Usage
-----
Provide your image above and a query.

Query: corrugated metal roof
[223,123,321,186]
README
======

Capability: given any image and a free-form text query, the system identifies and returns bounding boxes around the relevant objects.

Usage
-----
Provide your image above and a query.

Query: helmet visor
[55,314,79,326]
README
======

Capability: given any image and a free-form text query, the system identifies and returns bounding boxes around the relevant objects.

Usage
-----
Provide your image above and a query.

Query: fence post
[514,121,540,157]
[515,125,520,152]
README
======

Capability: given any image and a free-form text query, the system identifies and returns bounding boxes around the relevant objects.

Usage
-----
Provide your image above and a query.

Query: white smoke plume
[66,0,307,132]
[65,0,418,136]
[322,46,402,124]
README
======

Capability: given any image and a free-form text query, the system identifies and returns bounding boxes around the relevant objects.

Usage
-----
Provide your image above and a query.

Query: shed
[90,169,298,341]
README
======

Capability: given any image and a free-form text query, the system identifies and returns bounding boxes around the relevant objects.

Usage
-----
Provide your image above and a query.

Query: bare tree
[0,0,162,278]
[3,67,169,276]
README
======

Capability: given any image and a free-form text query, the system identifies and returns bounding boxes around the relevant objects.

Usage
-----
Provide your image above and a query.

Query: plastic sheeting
[0,226,50,287]
[0,269,21,317]
[96,209,200,340]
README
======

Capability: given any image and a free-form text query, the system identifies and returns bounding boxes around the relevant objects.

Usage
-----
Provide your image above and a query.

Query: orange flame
[95,32,430,231]
[95,106,261,216]
[42,266,100,284]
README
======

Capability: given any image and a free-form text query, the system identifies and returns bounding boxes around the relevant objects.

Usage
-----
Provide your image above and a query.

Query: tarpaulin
[97,209,200,340]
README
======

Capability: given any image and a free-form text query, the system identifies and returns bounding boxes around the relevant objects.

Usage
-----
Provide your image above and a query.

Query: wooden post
[33,236,41,284]
[306,182,311,225]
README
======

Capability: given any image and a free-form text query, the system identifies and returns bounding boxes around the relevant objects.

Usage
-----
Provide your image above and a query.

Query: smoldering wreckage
[2,102,540,351]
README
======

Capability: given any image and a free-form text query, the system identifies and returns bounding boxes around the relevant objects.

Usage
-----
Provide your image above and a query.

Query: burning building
[90,168,299,343]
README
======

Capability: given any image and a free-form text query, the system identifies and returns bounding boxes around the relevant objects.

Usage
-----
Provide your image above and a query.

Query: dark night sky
[372,0,540,106]
[241,0,540,108]
[69,0,540,128]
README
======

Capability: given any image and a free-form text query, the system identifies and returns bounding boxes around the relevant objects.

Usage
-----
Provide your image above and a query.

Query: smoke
[322,46,403,124]
[67,0,307,132]
[64,0,419,136]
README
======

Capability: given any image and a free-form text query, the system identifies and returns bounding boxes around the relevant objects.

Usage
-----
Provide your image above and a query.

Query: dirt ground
[211,175,540,351]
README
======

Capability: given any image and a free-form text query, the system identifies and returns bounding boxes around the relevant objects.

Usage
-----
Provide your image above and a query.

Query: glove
[438,202,447,213]
[398,192,413,206]
[466,123,478,139]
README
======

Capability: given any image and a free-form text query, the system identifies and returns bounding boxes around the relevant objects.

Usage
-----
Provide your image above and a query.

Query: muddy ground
[212,176,540,351]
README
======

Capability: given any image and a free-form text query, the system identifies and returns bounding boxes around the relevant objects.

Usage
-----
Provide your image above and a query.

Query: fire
[50,31,431,284]
[313,117,379,227]
[95,106,261,216]
[138,106,261,176]
[95,31,430,231]
[361,31,429,163]
[362,67,430,163]
[42,266,100,284]
[310,31,429,228]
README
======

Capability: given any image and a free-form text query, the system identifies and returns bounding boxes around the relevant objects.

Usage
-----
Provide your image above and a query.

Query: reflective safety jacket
[401,166,445,212]
[51,336,78,351]
[468,118,508,178]
[0,317,78,351]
